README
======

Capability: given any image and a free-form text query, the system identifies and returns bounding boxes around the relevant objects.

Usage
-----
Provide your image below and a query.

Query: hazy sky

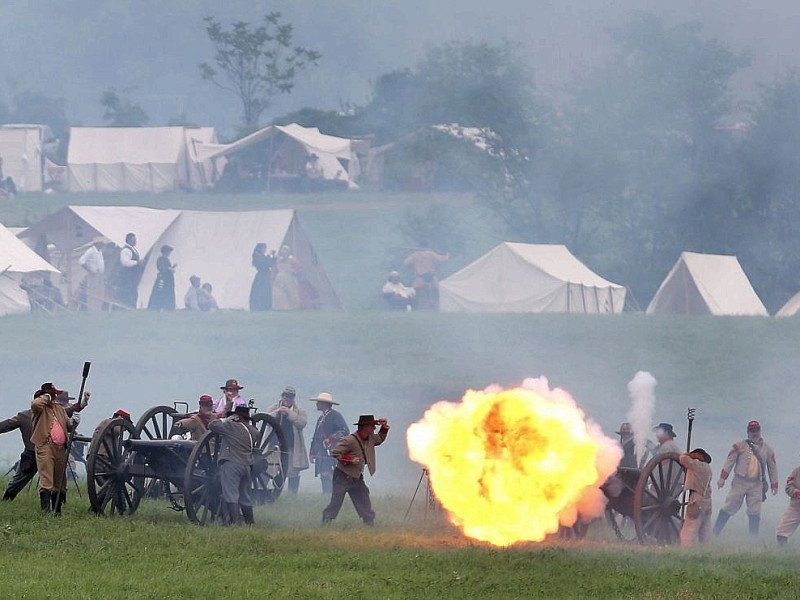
[1,1,799,135]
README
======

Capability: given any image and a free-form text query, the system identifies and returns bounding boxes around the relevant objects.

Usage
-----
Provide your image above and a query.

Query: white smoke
[625,371,657,465]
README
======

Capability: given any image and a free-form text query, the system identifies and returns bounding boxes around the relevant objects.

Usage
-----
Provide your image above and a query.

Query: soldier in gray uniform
[714,420,778,537]
[209,403,259,525]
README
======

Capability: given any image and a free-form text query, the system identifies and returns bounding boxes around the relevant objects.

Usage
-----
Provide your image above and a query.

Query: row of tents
[0,123,366,193]
[0,206,340,315]
[1,209,798,317]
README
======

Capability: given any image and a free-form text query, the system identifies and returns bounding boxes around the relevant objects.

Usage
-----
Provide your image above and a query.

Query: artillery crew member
[209,403,259,525]
[714,420,778,537]
[776,464,800,546]
[679,448,713,546]
[214,379,247,418]
[616,422,637,469]
[308,392,348,494]
[267,385,309,494]
[31,383,82,514]
[650,422,680,457]
[173,395,216,441]
[322,414,390,526]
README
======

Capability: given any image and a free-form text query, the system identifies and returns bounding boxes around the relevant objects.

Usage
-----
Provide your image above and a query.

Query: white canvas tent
[774,291,800,317]
[199,123,364,190]
[140,209,339,310]
[0,222,60,315]
[20,206,340,310]
[67,127,221,192]
[646,251,768,316]
[0,125,47,192]
[439,242,627,313]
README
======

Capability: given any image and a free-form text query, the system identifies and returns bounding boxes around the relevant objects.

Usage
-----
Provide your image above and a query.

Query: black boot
[240,505,254,525]
[226,502,241,525]
[777,535,788,547]
[749,515,760,537]
[713,510,731,536]
[39,489,51,513]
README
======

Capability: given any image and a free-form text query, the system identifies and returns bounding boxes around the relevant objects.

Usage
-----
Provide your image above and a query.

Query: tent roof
[0,222,58,274]
[501,243,624,287]
[646,251,768,316]
[776,290,800,317]
[205,123,354,161]
[68,127,202,165]
[67,206,182,255]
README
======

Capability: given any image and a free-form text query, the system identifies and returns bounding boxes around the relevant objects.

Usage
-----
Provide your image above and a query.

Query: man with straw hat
[308,392,348,494]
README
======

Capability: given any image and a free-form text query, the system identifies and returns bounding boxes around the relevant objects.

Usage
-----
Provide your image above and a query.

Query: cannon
[85,406,289,524]
[601,452,686,545]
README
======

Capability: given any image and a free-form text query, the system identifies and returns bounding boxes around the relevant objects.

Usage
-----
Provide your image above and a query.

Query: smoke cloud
[625,371,657,465]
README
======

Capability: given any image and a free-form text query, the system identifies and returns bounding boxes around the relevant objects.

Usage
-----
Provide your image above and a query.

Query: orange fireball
[407,378,621,546]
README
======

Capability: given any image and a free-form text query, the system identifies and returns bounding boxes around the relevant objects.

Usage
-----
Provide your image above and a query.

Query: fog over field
[1,1,799,133]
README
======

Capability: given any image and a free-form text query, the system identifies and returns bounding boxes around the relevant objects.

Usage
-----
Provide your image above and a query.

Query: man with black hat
[267,386,308,494]
[714,420,778,537]
[31,383,83,513]
[322,414,390,526]
[115,232,143,309]
[173,395,216,441]
[1,390,87,502]
[214,379,246,418]
[308,392,348,494]
[679,448,713,547]
[616,422,637,469]
[650,422,680,457]
[209,403,259,525]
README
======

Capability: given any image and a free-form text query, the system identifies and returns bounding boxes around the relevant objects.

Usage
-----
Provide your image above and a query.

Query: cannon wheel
[86,417,143,516]
[135,405,179,440]
[633,452,685,545]
[134,405,180,498]
[251,413,289,504]
[184,430,224,525]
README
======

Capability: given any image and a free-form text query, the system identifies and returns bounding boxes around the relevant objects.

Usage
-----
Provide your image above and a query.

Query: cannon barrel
[123,438,196,451]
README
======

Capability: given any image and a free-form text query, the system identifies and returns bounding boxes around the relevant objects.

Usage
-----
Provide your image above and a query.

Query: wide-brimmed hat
[233,404,251,417]
[309,392,338,405]
[354,414,377,427]
[653,422,676,439]
[616,422,632,435]
[221,379,243,391]
[91,236,108,246]
[690,447,712,464]
[55,391,75,405]
[199,395,214,406]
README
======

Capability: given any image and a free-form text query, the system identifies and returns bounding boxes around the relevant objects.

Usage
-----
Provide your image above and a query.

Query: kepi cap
[747,420,761,431]
[199,395,214,406]
[114,409,131,420]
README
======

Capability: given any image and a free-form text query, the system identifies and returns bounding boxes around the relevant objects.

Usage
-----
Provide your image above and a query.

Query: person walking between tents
[115,232,143,309]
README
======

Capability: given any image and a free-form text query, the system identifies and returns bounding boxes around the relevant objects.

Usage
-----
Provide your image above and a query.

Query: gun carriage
[84,403,288,524]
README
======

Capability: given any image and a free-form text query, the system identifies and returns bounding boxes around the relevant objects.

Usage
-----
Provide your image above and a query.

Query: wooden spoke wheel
[134,405,180,498]
[250,413,289,504]
[184,431,224,525]
[633,452,685,545]
[86,417,143,516]
[135,405,179,440]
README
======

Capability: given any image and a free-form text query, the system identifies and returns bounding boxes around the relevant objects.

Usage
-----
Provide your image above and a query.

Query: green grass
[1,488,799,599]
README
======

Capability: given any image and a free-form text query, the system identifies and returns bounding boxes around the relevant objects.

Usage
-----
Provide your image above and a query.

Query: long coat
[266,402,309,472]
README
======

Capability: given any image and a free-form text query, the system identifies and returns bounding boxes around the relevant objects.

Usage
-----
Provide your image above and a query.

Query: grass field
[2,192,800,597]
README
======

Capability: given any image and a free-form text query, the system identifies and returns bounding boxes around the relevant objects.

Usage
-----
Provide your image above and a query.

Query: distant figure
[305,153,323,179]
[403,241,449,310]
[381,271,416,311]
[616,422,637,469]
[147,245,176,311]
[272,245,301,310]
[776,463,800,547]
[115,232,143,309]
[249,242,276,311]
[184,275,202,310]
[0,155,17,199]
[198,283,218,311]
[78,237,107,311]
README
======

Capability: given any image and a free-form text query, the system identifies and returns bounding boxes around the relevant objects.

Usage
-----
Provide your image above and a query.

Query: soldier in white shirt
[78,237,106,311]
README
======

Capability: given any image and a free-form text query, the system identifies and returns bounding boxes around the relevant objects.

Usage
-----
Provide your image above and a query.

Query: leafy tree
[8,90,69,141]
[100,88,149,127]
[199,13,321,130]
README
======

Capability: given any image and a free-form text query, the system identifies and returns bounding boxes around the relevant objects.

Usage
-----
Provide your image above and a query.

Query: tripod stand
[404,468,438,521]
